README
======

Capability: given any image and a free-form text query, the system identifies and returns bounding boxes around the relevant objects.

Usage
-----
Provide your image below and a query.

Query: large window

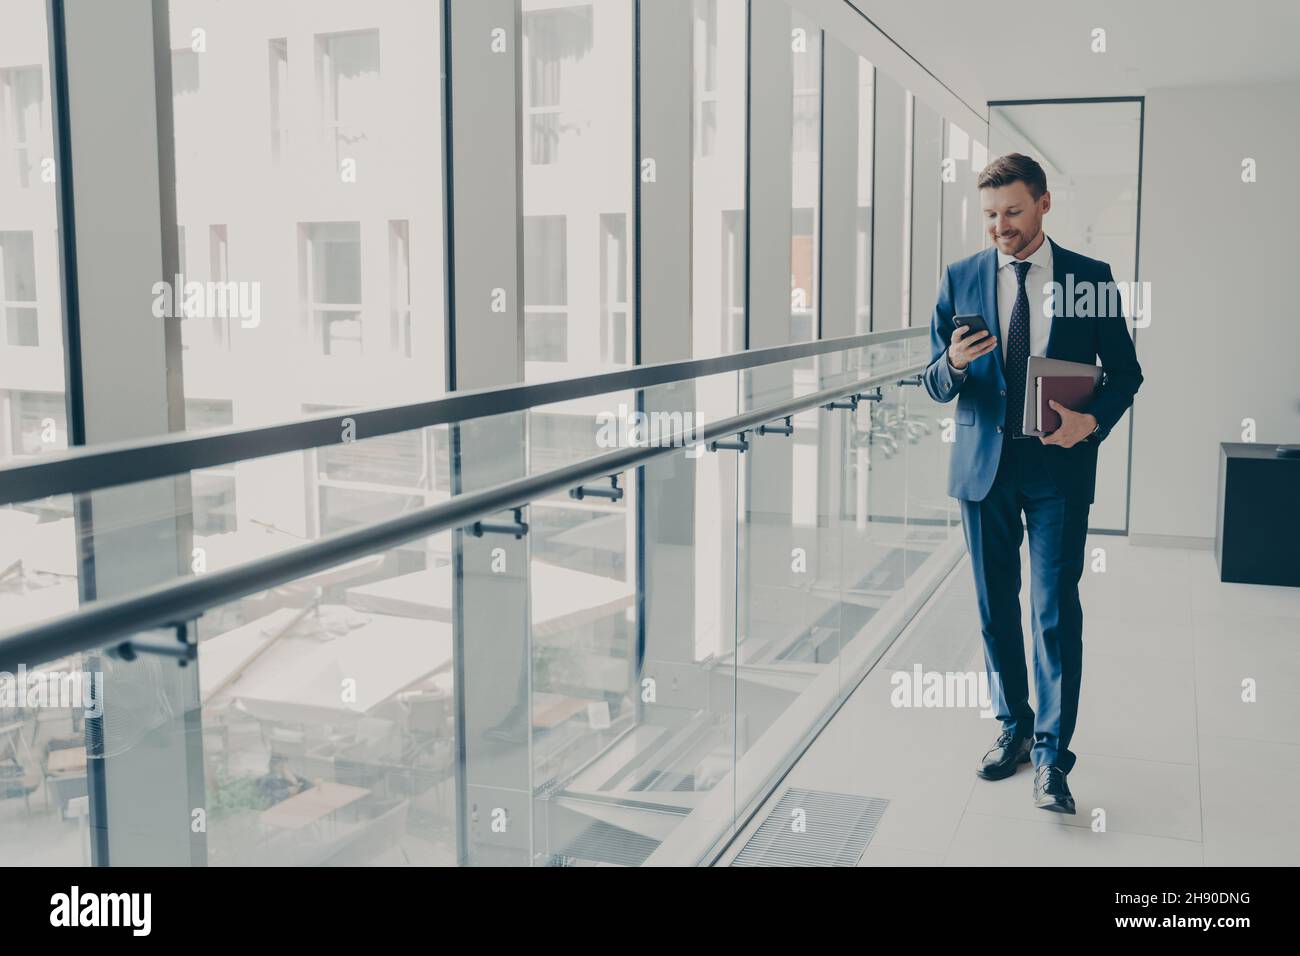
[900,91,914,327]
[268,38,289,164]
[167,0,447,431]
[0,232,38,347]
[304,403,448,544]
[522,5,594,167]
[855,58,874,333]
[389,220,412,357]
[721,209,745,350]
[0,2,64,467]
[692,0,746,358]
[0,0,1003,868]
[209,225,230,346]
[520,0,633,377]
[301,222,363,356]
[790,14,821,343]
[3,389,63,458]
[0,65,43,189]
[180,225,231,352]
[909,98,943,328]
[186,398,236,535]
[598,213,628,364]
[315,30,381,173]
[694,0,719,158]
[598,212,629,361]
[523,214,568,363]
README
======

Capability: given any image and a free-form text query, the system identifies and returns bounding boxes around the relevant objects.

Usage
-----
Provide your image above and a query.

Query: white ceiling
[849,0,1300,114]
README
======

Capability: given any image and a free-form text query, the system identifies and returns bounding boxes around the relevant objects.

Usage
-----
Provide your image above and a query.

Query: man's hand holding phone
[948,322,998,370]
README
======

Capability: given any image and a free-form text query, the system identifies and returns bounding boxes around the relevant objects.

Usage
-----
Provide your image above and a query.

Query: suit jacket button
[996,425,1003,433]
[1000,389,1007,396]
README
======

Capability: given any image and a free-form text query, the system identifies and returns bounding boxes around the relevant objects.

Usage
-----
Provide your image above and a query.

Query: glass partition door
[989,99,1143,533]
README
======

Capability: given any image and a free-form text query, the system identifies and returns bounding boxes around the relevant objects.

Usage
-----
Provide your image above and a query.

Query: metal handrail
[0,360,925,672]
[0,327,924,505]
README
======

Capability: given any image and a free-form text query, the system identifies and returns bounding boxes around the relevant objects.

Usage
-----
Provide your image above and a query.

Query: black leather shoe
[976,727,1032,780]
[1032,765,1076,814]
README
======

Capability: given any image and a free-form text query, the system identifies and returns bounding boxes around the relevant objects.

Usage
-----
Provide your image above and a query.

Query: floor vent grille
[555,819,660,867]
[732,789,888,867]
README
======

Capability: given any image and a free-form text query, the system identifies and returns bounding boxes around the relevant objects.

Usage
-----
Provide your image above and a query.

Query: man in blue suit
[923,153,1142,813]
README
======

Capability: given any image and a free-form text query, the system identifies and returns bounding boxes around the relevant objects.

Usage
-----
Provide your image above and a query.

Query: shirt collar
[997,232,1053,272]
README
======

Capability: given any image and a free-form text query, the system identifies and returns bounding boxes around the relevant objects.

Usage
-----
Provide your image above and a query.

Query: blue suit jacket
[923,238,1143,504]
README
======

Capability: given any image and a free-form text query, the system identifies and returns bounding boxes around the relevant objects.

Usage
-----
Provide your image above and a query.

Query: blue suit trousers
[960,435,1090,773]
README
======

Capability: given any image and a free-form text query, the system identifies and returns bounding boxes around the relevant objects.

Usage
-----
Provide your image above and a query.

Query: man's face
[982,181,1050,257]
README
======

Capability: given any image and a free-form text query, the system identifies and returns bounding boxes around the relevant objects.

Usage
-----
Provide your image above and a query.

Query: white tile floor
[720,535,1300,866]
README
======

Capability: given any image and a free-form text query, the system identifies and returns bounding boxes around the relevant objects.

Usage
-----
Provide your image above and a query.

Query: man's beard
[998,225,1041,256]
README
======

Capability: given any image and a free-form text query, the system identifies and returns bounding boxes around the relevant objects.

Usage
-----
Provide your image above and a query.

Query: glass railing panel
[0,337,922,640]
[898,331,956,608]
[450,406,531,866]
[490,340,915,482]
[2,619,215,867]
[741,339,921,414]
[0,495,79,632]
[0,639,96,866]
[730,385,845,822]
[5,476,218,621]
[0,331,938,866]
[0,423,457,635]
[901,382,958,568]
[837,369,911,686]
[876,335,923,380]
[583,437,739,866]
[524,389,638,473]
[529,367,746,864]
[525,448,637,835]
[195,520,457,866]
[0,597,447,871]
[2,521,462,867]
[848,336,961,692]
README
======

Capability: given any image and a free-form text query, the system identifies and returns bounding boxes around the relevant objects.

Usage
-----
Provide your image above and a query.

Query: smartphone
[954,314,990,338]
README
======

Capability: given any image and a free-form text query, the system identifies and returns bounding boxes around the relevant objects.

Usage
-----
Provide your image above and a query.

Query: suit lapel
[978,246,1005,385]
[1046,237,1066,357]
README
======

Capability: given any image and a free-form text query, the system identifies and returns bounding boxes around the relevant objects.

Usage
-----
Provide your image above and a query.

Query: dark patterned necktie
[1004,260,1033,437]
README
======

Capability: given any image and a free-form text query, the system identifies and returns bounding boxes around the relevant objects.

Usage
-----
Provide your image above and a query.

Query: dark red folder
[1036,375,1097,433]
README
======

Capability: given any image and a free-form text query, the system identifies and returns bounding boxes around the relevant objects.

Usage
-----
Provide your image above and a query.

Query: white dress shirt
[948,232,1054,376]
[945,234,1099,438]
[994,231,1053,362]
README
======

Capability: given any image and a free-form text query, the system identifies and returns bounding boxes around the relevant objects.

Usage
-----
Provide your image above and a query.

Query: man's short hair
[977,153,1048,199]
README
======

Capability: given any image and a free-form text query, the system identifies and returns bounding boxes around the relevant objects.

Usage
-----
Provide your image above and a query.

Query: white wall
[1130,81,1300,541]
